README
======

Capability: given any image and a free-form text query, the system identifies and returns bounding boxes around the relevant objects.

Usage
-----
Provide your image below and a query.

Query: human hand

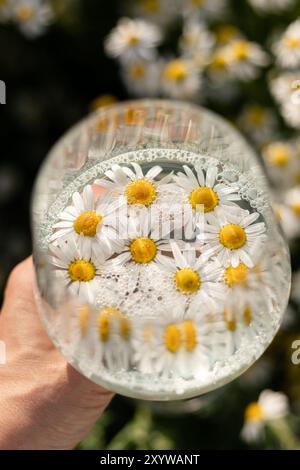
[0,257,113,450]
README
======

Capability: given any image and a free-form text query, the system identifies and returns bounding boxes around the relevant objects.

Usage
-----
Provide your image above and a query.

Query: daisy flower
[280,100,300,129]
[173,165,240,224]
[158,241,225,310]
[237,105,278,146]
[160,58,202,99]
[248,0,295,13]
[179,20,216,68]
[273,20,300,69]
[198,207,267,268]
[183,0,228,21]
[262,141,298,188]
[132,0,179,27]
[121,60,162,97]
[224,39,269,81]
[12,0,52,38]
[0,0,12,22]
[104,17,162,63]
[50,237,108,303]
[278,186,300,239]
[92,305,131,371]
[207,46,233,82]
[269,71,300,105]
[147,302,211,379]
[94,162,174,209]
[107,208,172,268]
[50,185,124,257]
[241,389,289,443]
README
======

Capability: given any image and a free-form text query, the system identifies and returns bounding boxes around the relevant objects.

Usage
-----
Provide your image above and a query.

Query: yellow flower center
[244,305,252,326]
[125,179,157,206]
[216,25,238,44]
[189,186,219,212]
[131,64,146,79]
[164,324,181,353]
[292,203,300,216]
[124,107,144,125]
[245,402,265,422]
[247,107,266,126]
[130,237,157,264]
[219,224,247,250]
[78,305,90,337]
[225,263,249,286]
[97,306,122,342]
[96,117,107,132]
[128,34,139,45]
[267,144,291,166]
[92,94,117,110]
[182,320,197,352]
[16,6,34,22]
[175,268,201,294]
[285,36,300,49]
[74,211,102,237]
[164,60,188,82]
[232,41,250,61]
[120,316,130,341]
[190,0,204,5]
[68,260,96,282]
[139,0,159,13]
[224,309,236,332]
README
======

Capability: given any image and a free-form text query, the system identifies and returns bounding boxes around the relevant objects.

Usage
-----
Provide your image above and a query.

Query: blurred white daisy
[104,17,162,63]
[183,0,228,21]
[224,39,269,81]
[150,304,211,379]
[241,389,289,443]
[95,162,174,208]
[207,46,233,82]
[180,19,216,68]
[121,60,162,97]
[50,237,108,303]
[50,185,124,257]
[280,100,300,129]
[161,58,202,99]
[92,305,131,371]
[158,241,225,310]
[132,0,180,27]
[237,105,278,146]
[270,71,300,104]
[0,0,12,22]
[198,207,266,268]
[262,141,298,188]
[108,208,172,268]
[173,164,240,221]
[278,186,300,239]
[273,20,300,69]
[214,24,243,45]
[12,0,52,38]
[248,0,295,13]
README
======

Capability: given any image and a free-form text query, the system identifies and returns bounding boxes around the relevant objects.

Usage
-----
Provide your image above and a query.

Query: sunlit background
[1,0,300,450]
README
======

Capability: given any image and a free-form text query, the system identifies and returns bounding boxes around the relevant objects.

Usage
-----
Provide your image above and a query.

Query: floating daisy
[198,207,267,268]
[95,162,174,209]
[148,303,211,379]
[104,17,162,63]
[241,389,289,443]
[12,0,52,38]
[158,241,224,310]
[50,185,124,257]
[224,39,269,81]
[92,305,131,371]
[273,20,300,69]
[50,237,107,303]
[161,58,202,99]
[173,165,240,222]
[179,19,216,68]
[108,208,171,268]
